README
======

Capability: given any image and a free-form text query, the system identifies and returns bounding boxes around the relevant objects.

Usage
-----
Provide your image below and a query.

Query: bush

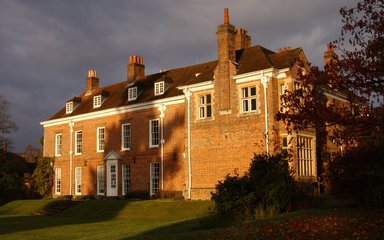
[211,152,300,218]
[328,144,384,208]
[31,157,54,197]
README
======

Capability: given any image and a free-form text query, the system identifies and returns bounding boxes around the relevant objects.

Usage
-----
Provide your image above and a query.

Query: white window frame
[297,136,314,177]
[198,94,212,119]
[97,166,105,195]
[93,95,102,108]
[75,167,82,195]
[55,134,62,157]
[150,162,160,196]
[279,83,286,110]
[97,127,105,152]
[122,164,131,195]
[55,168,61,195]
[75,130,82,155]
[241,86,257,113]
[149,119,160,148]
[128,87,138,101]
[121,123,131,151]
[66,101,73,114]
[154,82,165,96]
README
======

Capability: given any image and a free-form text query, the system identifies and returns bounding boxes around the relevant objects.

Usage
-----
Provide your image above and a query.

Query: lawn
[0,199,383,240]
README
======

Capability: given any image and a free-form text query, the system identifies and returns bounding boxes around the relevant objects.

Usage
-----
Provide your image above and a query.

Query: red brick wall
[44,103,186,197]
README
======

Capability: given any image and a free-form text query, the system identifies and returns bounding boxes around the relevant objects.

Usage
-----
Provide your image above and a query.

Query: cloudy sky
[0,0,355,152]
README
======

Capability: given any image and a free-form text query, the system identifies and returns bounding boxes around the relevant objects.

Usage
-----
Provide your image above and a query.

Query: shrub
[327,144,384,208]
[31,157,54,197]
[211,152,300,218]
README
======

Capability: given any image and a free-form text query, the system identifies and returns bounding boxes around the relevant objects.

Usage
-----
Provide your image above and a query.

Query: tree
[0,95,17,147]
[277,0,384,143]
[31,156,54,197]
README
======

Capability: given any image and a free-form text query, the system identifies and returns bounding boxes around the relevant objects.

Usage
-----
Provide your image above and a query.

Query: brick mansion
[41,9,344,199]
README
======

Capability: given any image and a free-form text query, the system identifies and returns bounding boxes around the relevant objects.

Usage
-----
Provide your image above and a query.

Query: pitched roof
[48,45,302,121]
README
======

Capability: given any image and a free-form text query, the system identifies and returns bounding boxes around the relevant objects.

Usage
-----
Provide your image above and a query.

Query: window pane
[206,105,212,117]
[242,100,248,112]
[251,98,257,111]
[199,96,204,105]
[199,107,205,118]
[206,94,211,104]
[242,88,248,98]
[250,87,256,96]
[97,166,104,194]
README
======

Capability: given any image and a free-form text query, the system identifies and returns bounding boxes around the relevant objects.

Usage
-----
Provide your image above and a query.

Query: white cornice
[177,80,214,92]
[324,92,348,103]
[41,95,185,127]
[234,68,290,84]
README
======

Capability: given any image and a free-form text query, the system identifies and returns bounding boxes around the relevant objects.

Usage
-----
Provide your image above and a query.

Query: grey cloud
[0,0,355,152]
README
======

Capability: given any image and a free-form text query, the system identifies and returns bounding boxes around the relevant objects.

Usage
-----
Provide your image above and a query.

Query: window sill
[121,148,131,152]
[96,150,105,153]
[149,145,159,149]
[238,111,260,117]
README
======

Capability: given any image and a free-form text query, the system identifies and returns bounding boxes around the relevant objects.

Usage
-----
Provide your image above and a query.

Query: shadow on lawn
[0,200,130,235]
[123,215,234,240]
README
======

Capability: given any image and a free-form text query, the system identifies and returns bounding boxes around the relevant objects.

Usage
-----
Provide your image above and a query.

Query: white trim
[66,102,73,114]
[97,127,105,153]
[324,92,348,103]
[55,133,62,157]
[150,162,160,196]
[41,95,185,127]
[75,167,82,195]
[149,119,160,148]
[155,81,165,95]
[55,167,61,195]
[128,87,138,101]
[93,95,102,108]
[234,68,290,84]
[121,123,131,151]
[97,165,105,195]
[122,164,130,195]
[74,130,82,155]
[178,81,214,93]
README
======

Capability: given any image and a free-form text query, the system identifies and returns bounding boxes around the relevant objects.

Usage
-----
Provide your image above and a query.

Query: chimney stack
[127,55,145,82]
[215,8,236,112]
[235,28,251,50]
[324,42,337,66]
[86,69,99,94]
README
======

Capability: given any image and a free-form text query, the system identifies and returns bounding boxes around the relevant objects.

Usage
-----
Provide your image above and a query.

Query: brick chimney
[324,42,337,66]
[215,8,236,113]
[86,69,99,94]
[127,55,145,82]
[235,28,251,50]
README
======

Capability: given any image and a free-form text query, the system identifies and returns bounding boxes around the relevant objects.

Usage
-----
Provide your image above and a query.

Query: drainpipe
[183,88,192,199]
[158,104,166,191]
[69,120,74,195]
[261,75,269,154]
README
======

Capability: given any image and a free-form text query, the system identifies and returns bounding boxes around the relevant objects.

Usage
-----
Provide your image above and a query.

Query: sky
[0,0,356,153]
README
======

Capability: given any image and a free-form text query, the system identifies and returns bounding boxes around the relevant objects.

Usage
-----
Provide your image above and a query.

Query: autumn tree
[277,0,384,143]
[276,0,384,204]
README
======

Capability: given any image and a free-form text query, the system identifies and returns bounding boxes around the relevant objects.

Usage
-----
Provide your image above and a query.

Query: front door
[107,160,118,196]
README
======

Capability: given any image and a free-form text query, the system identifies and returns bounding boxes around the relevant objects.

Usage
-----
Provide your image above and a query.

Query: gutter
[183,88,192,200]
[158,104,167,192]
[69,120,74,195]
[261,75,270,154]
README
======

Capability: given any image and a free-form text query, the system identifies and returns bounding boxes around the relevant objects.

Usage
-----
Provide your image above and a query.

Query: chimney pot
[224,8,229,24]
[128,54,145,82]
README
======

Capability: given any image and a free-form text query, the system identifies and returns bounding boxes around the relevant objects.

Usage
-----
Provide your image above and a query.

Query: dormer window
[66,102,74,114]
[128,87,138,101]
[154,82,165,96]
[93,95,102,108]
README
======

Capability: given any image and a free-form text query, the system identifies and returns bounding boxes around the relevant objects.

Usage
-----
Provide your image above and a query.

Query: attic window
[93,95,102,108]
[66,102,74,114]
[154,82,165,96]
[128,87,138,101]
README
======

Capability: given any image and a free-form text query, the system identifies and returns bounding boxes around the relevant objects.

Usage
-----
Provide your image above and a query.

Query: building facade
[41,9,339,199]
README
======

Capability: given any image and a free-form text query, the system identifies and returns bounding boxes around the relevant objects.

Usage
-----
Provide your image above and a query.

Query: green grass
[0,199,383,240]
[0,199,214,240]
